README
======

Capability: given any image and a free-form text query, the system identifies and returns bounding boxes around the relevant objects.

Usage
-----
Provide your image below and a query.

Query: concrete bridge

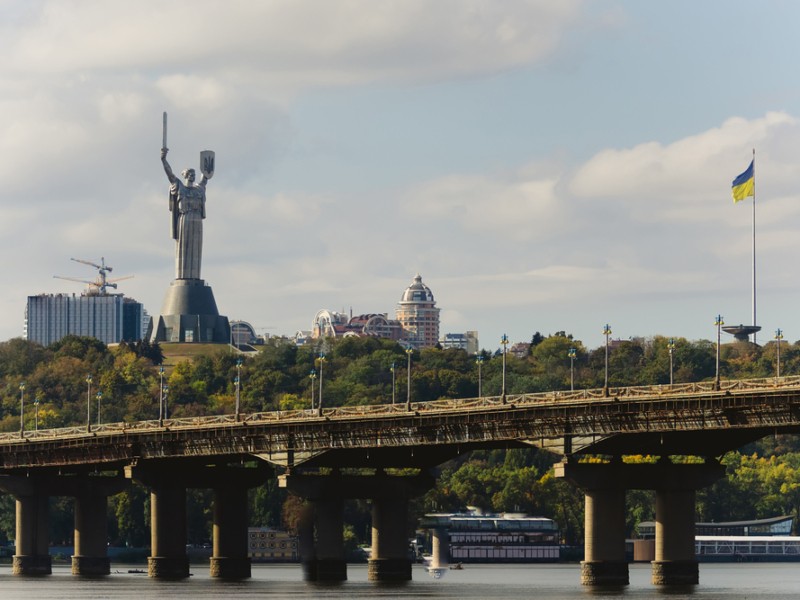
[1,375,799,585]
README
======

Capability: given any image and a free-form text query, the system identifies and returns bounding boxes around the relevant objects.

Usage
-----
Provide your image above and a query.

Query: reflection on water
[0,563,798,599]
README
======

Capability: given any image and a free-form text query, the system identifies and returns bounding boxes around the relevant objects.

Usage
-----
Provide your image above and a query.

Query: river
[0,562,796,599]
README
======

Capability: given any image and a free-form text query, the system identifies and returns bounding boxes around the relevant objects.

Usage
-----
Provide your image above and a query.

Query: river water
[0,562,796,599]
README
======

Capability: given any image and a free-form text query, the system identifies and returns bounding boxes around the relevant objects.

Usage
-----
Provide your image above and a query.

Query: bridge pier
[430,527,449,568]
[556,458,723,587]
[148,484,190,579]
[14,492,51,576]
[210,485,251,579]
[279,471,433,583]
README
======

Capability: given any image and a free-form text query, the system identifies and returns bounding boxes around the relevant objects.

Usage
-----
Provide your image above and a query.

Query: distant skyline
[3,2,800,350]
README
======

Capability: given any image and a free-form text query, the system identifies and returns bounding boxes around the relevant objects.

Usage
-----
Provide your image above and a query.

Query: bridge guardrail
[2,375,800,444]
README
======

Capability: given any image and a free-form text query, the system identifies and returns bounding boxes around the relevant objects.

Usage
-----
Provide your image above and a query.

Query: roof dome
[400,274,435,303]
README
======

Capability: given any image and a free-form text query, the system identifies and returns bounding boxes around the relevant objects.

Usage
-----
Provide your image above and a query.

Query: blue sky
[2,1,800,350]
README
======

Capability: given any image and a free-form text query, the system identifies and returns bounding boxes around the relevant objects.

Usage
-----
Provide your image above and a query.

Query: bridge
[1,376,799,585]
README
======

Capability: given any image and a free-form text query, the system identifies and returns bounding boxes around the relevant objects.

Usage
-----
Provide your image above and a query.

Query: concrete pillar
[312,498,347,581]
[148,485,189,579]
[430,527,449,568]
[582,487,628,586]
[13,493,51,575]
[210,485,251,579]
[369,497,411,582]
[652,489,698,585]
[72,493,110,576]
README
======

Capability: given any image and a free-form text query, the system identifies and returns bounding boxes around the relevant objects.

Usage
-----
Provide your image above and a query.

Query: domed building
[396,274,440,349]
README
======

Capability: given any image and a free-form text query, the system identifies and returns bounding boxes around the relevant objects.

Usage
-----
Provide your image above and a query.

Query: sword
[162,111,168,151]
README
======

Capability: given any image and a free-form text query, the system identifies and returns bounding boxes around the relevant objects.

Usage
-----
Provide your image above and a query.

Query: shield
[200,150,215,179]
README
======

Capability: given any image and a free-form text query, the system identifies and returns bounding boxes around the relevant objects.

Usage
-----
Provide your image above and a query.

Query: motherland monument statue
[149,112,230,343]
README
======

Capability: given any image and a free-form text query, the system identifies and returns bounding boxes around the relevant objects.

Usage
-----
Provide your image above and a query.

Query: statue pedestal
[150,279,230,343]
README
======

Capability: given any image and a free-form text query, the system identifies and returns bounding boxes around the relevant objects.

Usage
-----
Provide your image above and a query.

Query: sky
[2,0,800,351]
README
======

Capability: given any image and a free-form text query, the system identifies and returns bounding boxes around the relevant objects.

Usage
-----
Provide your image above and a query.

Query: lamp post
[715,315,724,389]
[501,334,509,402]
[476,355,484,397]
[19,382,25,437]
[603,324,612,395]
[86,374,93,432]
[309,370,317,410]
[162,385,169,420]
[34,396,40,432]
[159,366,165,424]
[775,328,784,378]
[390,362,396,405]
[96,391,103,426]
[568,348,576,392]
[235,357,243,421]
[405,347,413,411]
[667,338,675,386]
[318,353,325,416]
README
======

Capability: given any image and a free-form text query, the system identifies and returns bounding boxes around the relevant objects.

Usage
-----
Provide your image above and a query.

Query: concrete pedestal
[210,486,250,579]
[581,487,628,586]
[72,493,111,575]
[150,279,230,343]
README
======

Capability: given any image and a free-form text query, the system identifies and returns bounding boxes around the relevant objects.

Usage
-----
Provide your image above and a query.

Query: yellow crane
[53,257,134,296]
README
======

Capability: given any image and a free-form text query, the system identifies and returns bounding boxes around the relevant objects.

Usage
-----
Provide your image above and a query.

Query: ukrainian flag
[732,160,755,202]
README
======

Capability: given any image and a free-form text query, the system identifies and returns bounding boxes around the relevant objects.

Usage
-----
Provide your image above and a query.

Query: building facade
[26,293,147,346]
[396,274,440,349]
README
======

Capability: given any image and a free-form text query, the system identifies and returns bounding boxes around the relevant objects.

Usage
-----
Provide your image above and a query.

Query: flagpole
[751,148,757,344]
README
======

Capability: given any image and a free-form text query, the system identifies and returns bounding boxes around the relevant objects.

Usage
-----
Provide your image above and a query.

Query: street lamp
[86,374,93,432]
[501,334,509,402]
[162,385,169,420]
[19,382,25,437]
[159,365,165,424]
[568,348,576,392]
[476,355,484,397]
[235,357,243,421]
[405,347,413,411]
[309,370,317,410]
[96,391,103,426]
[34,396,40,432]
[667,338,676,386]
[603,325,612,395]
[390,362,396,405]
[715,315,724,389]
[775,328,784,378]
[318,353,326,416]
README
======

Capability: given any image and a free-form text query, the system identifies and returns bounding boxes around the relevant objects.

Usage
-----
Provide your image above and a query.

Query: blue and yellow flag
[732,160,755,202]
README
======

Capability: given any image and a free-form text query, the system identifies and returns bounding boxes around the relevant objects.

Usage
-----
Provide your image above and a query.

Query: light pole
[96,391,103,426]
[715,315,724,389]
[235,357,243,421]
[86,374,93,432]
[405,347,413,411]
[775,328,784,378]
[318,353,325,416]
[309,370,317,410]
[19,382,25,437]
[668,338,675,386]
[476,355,484,397]
[603,324,612,395]
[162,385,169,420]
[159,366,165,424]
[34,395,40,432]
[501,334,509,402]
[390,362,396,405]
[568,348,576,392]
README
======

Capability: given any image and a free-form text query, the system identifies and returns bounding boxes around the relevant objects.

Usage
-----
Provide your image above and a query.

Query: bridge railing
[2,375,800,444]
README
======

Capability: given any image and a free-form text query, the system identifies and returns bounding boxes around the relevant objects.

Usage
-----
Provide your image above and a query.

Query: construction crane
[53,257,134,296]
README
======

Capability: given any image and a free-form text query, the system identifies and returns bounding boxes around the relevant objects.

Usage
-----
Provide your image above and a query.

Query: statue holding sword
[160,112,215,280]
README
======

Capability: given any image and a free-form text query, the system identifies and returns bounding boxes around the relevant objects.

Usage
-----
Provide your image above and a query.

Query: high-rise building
[25,293,148,346]
[396,274,440,349]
